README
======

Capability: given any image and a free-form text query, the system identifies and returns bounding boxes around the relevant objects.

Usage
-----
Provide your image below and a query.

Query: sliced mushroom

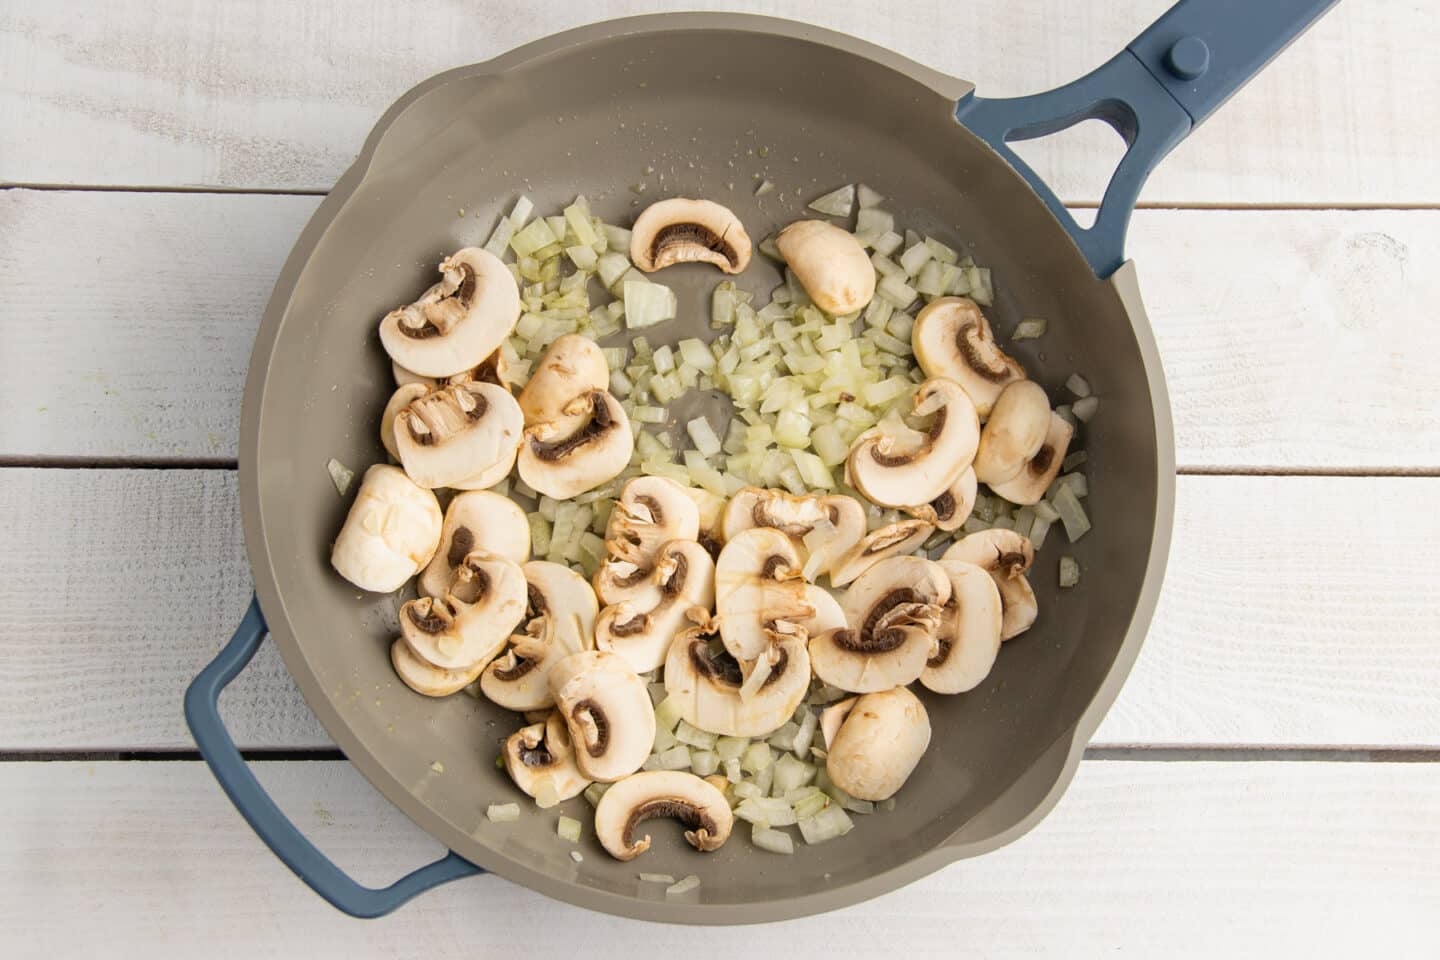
[549,650,656,782]
[829,518,935,587]
[630,198,752,275]
[517,334,611,426]
[480,561,599,711]
[825,686,931,801]
[392,348,510,392]
[593,770,734,861]
[517,389,633,499]
[381,382,430,462]
[906,467,977,532]
[819,696,857,749]
[663,609,811,738]
[713,527,814,661]
[604,476,701,567]
[594,540,716,673]
[973,380,1052,484]
[912,297,1026,417]
[419,490,530,598]
[941,529,1038,640]
[922,559,1004,694]
[776,219,875,315]
[390,637,487,698]
[502,712,590,807]
[393,381,523,490]
[682,485,728,558]
[592,558,664,609]
[331,465,442,593]
[799,584,847,635]
[989,412,1074,506]
[399,551,527,670]
[847,378,979,507]
[811,555,949,693]
[720,488,866,580]
[379,247,521,378]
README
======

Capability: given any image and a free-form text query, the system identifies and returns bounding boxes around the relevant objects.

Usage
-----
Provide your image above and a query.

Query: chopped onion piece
[752,824,795,855]
[741,741,774,774]
[877,273,918,309]
[923,236,959,264]
[326,458,354,497]
[486,803,520,823]
[1013,317,1048,340]
[687,416,723,457]
[735,797,797,827]
[1063,450,1088,471]
[1065,373,1093,398]
[665,875,701,897]
[596,251,630,289]
[691,750,721,777]
[484,216,515,258]
[602,223,632,251]
[755,179,775,197]
[1052,484,1091,542]
[724,758,743,783]
[1032,499,1061,524]
[1059,555,1082,588]
[557,815,583,842]
[716,736,749,761]
[1072,396,1100,422]
[674,719,718,750]
[583,782,611,807]
[808,183,855,217]
[732,781,762,801]
[654,696,684,733]
[624,279,676,330]
[872,230,904,257]
[738,653,774,703]
[639,872,676,884]
[899,242,932,277]
[509,195,534,227]
[857,183,884,208]
[633,406,667,425]
[565,244,597,271]
[791,709,819,759]
[570,850,584,864]
[798,805,854,844]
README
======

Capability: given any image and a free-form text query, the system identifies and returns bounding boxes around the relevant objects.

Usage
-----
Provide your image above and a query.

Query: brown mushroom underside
[854,587,929,652]
[528,391,614,460]
[956,319,1013,382]
[650,223,740,269]
[869,406,948,468]
[491,655,540,682]
[407,600,447,634]
[661,553,689,596]
[926,635,953,668]
[689,641,789,689]
[624,798,720,851]
[571,698,610,757]
[930,490,957,523]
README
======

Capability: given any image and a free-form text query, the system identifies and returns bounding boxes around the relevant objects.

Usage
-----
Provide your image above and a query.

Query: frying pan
[185,0,1336,923]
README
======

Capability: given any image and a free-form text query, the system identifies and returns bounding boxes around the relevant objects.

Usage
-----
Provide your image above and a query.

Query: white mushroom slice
[330,465,442,593]
[973,380,1052,484]
[630,198,752,275]
[663,610,811,738]
[419,490,530,598]
[502,713,590,806]
[682,485,728,558]
[517,334,610,426]
[941,529,1039,640]
[819,696,857,749]
[829,519,935,587]
[811,555,949,693]
[380,382,430,462]
[379,247,521,378]
[592,558,664,609]
[912,297,1026,417]
[989,412,1074,506]
[390,637,486,698]
[906,467,977,532]
[517,390,633,499]
[605,477,701,567]
[480,561,599,711]
[593,770,734,861]
[825,687,931,801]
[393,348,511,391]
[714,528,814,661]
[549,650,656,782]
[720,488,865,579]
[799,584,847,635]
[393,381,523,490]
[922,559,1004,694]
[399,552,527,670]
[775,219,875,315]
[847,379,980,507]
[594,541,716,673]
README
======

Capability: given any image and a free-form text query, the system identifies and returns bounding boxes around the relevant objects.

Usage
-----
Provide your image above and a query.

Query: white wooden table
[3,1,1438,955]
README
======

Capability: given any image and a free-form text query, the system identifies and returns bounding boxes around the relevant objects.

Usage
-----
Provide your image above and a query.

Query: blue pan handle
[955,0,1339,277]
[184,596,483,917]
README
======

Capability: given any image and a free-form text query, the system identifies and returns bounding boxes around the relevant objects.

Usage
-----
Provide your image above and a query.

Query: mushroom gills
[419,490,530,598]
[517,390,633,500]
[630,198,753,275]
[379,247,521,378]
[593,770,734,861]
[922,559,1004,694]
[663,610,811,738]
[594,540,716,673]
[847,378,979,508]
[394,381,524,490]
[911,297,1026,417]
[502,712,590,807]
[549,650,656,782]
[828,518,935,587]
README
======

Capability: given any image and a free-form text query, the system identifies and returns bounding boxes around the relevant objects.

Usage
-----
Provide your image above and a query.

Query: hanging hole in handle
[1006,115,1134,230]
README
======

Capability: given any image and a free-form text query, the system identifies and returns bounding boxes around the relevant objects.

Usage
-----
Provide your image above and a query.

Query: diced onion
[583,782,610,807]
[486,803,521,823]
[691,750,721,777]
[1059,555,1082,588]
[1065,373,1093,398]
[557,816,583,842]
[1063,450,1089,472]
[808,183,855,217]
[639,872,675,884]
[1072,395,1100,422]
[674,719,718,750]
[665,875,701,897]
[716,736,750,761]
[1051,484,1091,542]
[752,824,795,855]
[326,458,354,497]
[798,805,854,845]
[509,195,534,227]
[1013,317,1048,340]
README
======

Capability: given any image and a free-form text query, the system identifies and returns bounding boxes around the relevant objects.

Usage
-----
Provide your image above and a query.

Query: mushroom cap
[912,297,1026,417]
[419,490,530,598]
[400,551,527,670]
[393,381,524,490]
[501,713,591,807]
[605,476,702,567]
[517,334,611,426]
[972,380,1052,484]
[630,198,752,275]
[330,465,442,593]
[594,540,716,673]
[480,561,599,711]
[390,637,486,698]
[828,518,935,587]
[663,610,811,738]
[549,650,656,782]
[942,529,1038,640]
[593,770,734,861]
[720,488,866,579]
[847,378,980,507]
[775,219,875,315]
[908,466,977,532]
[988,412,1074,506]
[517,390,633,500]
[714,527,815,661]
[379,247,521,378]
[921,559,1004,694]
[826,686,931,801]
[380,382,430,462]
[811,555,949,693]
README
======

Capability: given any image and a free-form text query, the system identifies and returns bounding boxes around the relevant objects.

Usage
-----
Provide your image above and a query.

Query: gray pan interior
[241,15,1174,924]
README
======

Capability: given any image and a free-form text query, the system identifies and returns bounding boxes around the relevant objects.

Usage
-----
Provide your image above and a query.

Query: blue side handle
[184,596,483,918]
[955,0,1339,277]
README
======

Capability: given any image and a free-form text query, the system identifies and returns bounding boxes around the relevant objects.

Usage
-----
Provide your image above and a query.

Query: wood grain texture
[2,468,1436,751]
[0,1,1429,203]
[2,760,1436,956]
[3,190,1437,469]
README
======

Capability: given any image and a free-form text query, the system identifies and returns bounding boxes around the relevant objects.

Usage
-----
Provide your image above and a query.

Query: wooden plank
[2,468,1437,751]
[0,1,1430,203]
[1,760,1435,955]
[4,190,1438,470]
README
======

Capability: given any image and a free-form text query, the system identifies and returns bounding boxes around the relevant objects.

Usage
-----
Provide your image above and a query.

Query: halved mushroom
[517,389,634,499]
[825,686,931,801]
[419,490,530,598]
[720,488,866,580]
[776,219,875,315]
[989,412,1074,506]
[829,518,934,587]
[517,334,611,426]
[912,297,1026,417]
[847,379,979,507]
[393,381,523,490]
[594,540,716,673]
[605,476,701,567]
[502,712,590,807]
[714,528,814,661]
[630,198,752,275]
[683,485,728,559]
[381,382,430,462]
[399,551,527,670]
[973,380,1052,484]
[906,467,977,532]
[663,609,811,738]
[941,529,1039,640]
[379,247,521,378]
[922,559,1004,694]
[810,555,949,693]
[549,650,656,782]
[331,464,442,593]
[390,637,486,698]
[480,561,599,711]
[593,770,734,861]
